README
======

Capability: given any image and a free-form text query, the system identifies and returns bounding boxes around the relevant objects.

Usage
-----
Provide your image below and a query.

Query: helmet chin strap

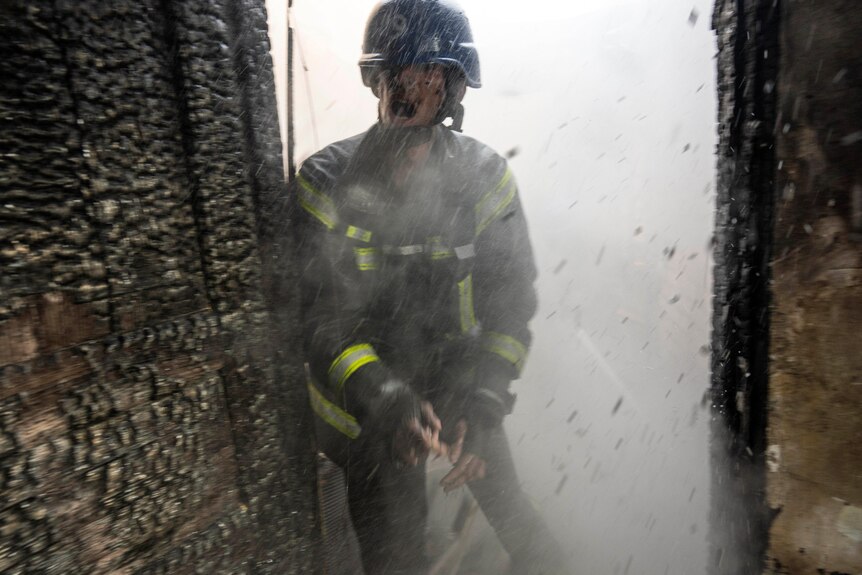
[445,103,465,133]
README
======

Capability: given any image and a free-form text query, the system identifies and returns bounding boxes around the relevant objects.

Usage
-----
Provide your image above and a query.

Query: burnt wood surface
[766,0,862,572]
[0,1,318,573]
[712,1,862,573]
[710,0,779,573]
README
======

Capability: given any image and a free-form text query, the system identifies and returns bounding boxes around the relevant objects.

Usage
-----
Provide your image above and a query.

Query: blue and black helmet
[359,0,481,89]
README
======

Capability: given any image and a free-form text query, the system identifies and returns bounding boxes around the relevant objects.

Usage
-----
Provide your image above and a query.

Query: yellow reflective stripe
[346,225,373,243]
[458,274,478,333]
[328,344,380,391]
[307,380,361,439]
[476,169,516,236]
[297,173,338,230]
[354,247,379,271]
[482,331,528,373]
[428,236,454,260]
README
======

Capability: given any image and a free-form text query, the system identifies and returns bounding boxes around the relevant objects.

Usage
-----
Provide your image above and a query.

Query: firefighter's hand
[440,419,487,492]
[393,400,442,467]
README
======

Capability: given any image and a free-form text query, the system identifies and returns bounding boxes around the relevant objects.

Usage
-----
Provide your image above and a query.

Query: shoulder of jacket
[444,130,506,168]
[296,131,366,190]
[441,130,512,195]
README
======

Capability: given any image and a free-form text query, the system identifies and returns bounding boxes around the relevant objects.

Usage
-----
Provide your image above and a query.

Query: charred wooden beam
[0,1,318,572]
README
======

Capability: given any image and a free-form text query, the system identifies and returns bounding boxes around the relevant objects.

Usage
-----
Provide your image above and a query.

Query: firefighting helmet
[359,0,482,91]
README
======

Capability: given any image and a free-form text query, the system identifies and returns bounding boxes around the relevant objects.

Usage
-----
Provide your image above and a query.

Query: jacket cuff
[469,355,516,428]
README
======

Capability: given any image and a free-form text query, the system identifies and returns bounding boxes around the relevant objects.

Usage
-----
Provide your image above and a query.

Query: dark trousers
[336,425,570,575]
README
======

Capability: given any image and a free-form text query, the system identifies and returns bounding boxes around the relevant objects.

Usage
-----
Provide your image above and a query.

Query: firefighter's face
[378,64,447,128]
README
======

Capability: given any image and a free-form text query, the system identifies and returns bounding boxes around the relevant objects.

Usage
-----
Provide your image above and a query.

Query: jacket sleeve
[291,162,392,419]
[469,157,539,423]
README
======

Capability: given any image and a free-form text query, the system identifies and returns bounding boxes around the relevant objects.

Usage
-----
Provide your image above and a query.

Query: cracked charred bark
[0,1,318,573]
[711,0,779,573]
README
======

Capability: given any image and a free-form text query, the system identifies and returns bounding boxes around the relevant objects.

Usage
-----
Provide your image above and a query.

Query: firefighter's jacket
[293,123,537,444]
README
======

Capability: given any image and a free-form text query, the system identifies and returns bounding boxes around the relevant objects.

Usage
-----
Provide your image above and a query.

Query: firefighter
[290,1,569,573]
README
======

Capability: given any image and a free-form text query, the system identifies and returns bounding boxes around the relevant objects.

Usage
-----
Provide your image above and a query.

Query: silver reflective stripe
[354,247,379,271]
[346,225,373,243]
[482,331,528,373]
[328,343,380,391]
[458,274,478,334]
[307,380,361,439]
[475,388,507,408]
[453,243,476,260]
[297,173,339,230]
[383,244,425,256]
[476,169,516,235]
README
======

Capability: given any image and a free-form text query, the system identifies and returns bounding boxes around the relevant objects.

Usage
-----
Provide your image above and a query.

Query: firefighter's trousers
[333,424,569,575]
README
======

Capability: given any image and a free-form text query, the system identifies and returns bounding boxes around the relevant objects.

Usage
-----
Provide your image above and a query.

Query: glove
[352,377,442,467]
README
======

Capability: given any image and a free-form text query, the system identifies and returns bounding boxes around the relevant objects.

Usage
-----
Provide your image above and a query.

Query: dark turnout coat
[292,123,537,453]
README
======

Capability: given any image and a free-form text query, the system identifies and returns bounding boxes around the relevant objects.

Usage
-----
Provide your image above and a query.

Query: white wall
[266,1,717,572]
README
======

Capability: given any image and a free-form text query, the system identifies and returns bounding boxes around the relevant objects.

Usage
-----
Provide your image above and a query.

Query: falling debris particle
[596,244,605,266]
[615,438,623,450]
[687,252,699,260]
[678,372,685,383]
[553,259,568,274]
[696,83,704,93]
[688,8,699,26]
[832,68,848,83]
[641,341,649,350]
[698,344,710,356]
[803,223,813,234]
[689,487,697,502]
[612,397,623,415]
[840,131,862,146]
[617,96,626,103]
[663,245,677,259]
[668,294,681,304]
[665,389,672,398]
[763,80,775,94]
[682,143,691,153]
[504,146,520,159]
[518,433,525,445]
[555,474,569,495]
[557,122,569,130]
[597,152,606,160]
[567,410,578,423]
[621,316,628,324]
[634,226,643,236]
[568,200,578,209]
[545,311,557,319]
[546,397,555,408]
